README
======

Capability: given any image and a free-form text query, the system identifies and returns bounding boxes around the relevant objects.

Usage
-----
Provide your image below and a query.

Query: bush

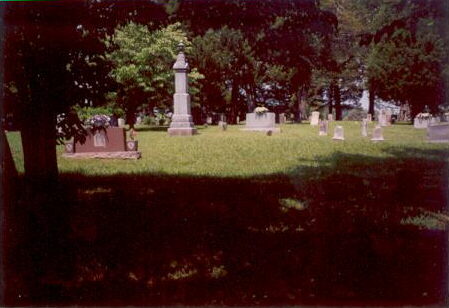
[142,116,156,126]
[343,108,367,121]
[74,105,125,122]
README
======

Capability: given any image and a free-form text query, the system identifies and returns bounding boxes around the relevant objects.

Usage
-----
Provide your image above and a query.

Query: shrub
[344,108,367,121]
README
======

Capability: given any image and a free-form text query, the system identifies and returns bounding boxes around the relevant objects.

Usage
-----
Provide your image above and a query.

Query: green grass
[6,122,448,176]
[4,122,449,305]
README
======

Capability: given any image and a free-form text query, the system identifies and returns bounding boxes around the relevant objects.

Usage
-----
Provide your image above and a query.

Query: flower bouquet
[85,114,111,132]
[254,106,269,115]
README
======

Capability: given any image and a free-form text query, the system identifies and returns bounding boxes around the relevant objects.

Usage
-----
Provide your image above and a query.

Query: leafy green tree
[313,0,365,120]
[104,22,203,127]
[190,26,256,122]
[367,27,446,117]
[358,0,448,117]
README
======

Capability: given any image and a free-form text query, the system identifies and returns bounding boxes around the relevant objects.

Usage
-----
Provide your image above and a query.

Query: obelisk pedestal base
[168,127,197,136]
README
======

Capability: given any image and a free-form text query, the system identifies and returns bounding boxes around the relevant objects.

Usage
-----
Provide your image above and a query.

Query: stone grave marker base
[427,123,449,143]
[168,127,197,136]
[241,127,281,133]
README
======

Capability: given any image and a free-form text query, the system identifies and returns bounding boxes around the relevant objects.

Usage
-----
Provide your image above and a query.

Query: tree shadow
[3,147,448,306]
[135,126,207,132]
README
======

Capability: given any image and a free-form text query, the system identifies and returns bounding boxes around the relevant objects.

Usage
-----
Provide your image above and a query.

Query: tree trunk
[21,106,58,188]
[230,79,239,124]
[332,82,342,121]
[328,86,333,116]
[247,84,255,113]
[296,86,306,123]
[368,85,375,117]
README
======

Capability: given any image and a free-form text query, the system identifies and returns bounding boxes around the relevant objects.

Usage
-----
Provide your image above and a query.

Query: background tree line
[2,0,449,182]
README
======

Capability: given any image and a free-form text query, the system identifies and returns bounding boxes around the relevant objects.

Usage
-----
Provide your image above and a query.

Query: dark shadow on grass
[135,126,207,132]
[134,126,170,132]
[3,147,448,306]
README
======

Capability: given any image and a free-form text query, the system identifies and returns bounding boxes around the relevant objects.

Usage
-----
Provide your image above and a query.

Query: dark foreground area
[2,148,448,306]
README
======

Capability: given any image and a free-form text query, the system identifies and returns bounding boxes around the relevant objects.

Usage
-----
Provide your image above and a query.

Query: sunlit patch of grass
[401,212,448,230]
[6,123,448,177]
[279,198,306,211]
[208,265,227,279]
[79,187,113,195]
[166,261,198,281]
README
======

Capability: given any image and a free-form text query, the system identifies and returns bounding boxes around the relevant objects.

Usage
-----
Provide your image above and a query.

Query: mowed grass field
[4,122,449,306]
[6,121,448,176]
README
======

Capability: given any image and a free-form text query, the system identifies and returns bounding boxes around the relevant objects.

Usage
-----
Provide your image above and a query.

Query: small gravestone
[236,116,240,124]
[430,117,440,125]
[367,113,372,122]
[332,125,344,141]
[279,113,286,124]
[310,111,320,126]
[414,113,431,129]
[371,125,384,141]
[427,123,449,143]
[219,121,227,131]
[327,114,333,122]
[385,110,392,126]
[206,116,213,125]
[318,120,328,136]
[118,118,126,127]
[378,109,387,127]
[361,119,368,137]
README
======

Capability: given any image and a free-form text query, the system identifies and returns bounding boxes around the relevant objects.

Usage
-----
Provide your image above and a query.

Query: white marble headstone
[332,125,344,140]
[361,119,368,137]
[310,111,320,126]
[371,125,384,141]
[319,120,328,136]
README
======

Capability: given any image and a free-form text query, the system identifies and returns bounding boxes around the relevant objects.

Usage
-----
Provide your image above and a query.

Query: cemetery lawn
[4,122,449,306]
[6,121,449,176]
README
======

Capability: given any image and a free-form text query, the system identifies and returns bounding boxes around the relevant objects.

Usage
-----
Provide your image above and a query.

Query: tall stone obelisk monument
[168,42,197,136]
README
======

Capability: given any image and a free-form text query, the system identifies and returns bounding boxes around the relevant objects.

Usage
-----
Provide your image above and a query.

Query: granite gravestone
[64,127,141,159]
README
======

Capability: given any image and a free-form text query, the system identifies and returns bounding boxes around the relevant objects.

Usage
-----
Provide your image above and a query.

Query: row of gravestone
[311,111,391,126]
[318,120,384,141]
